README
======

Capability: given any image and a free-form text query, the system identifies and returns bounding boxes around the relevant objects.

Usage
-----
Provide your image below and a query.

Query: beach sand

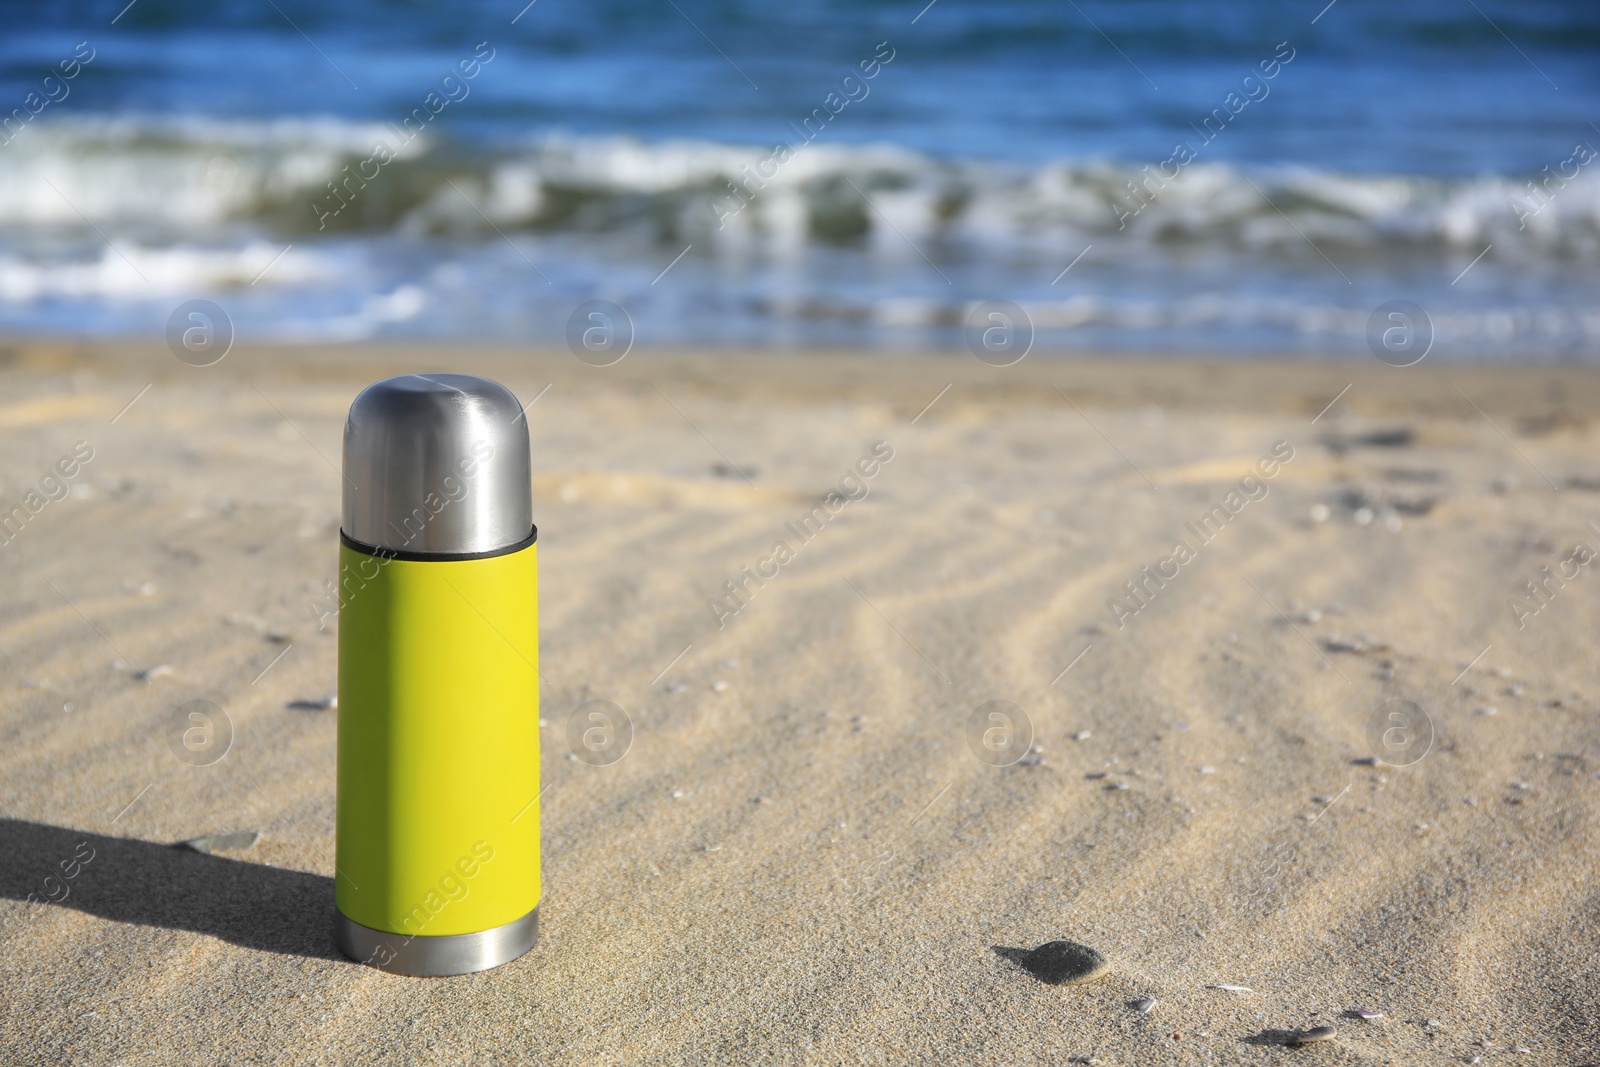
[1,342,1597,1065]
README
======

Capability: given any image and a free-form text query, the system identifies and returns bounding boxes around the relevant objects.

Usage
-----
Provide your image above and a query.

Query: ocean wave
[0,115,1595,354]
[0,241,339,300]
[766,294,1600,348]
[2,116,1597,262]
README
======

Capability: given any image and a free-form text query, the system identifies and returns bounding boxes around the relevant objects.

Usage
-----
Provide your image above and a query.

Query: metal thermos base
[334,906,539,976]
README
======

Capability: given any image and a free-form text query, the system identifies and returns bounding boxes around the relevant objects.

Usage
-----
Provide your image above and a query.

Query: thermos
[334,373,541,976]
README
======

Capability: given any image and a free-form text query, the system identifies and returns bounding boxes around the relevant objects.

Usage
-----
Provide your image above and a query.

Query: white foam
[0,114,426,231]
[0,116,1595,262]
[0,241,336,301]
[0,117,1595,352]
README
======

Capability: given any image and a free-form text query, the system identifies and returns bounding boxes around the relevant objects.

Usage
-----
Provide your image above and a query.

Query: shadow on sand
[0,817,340,961]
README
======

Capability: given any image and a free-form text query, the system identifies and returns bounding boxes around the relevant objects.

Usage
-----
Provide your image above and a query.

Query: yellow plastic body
[336,540,540,937]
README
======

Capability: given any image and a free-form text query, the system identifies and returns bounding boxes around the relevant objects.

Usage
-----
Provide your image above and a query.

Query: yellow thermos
[333,373,540,975]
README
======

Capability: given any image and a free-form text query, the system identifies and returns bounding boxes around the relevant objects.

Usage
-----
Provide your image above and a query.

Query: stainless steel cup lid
[342,373,532,557]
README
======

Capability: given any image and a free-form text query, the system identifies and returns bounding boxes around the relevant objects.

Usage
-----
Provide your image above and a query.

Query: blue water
[1,0,1597,356]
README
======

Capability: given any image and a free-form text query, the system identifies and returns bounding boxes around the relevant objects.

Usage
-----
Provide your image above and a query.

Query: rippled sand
[1,343,1597,1065]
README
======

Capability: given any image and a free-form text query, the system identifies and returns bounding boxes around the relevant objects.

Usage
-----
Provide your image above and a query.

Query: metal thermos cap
[342,374,532,556]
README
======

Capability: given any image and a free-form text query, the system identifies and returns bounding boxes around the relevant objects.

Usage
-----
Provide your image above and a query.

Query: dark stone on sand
[1291,1026,1336,1046]
[992,940,1110,985]
[1245,1025,1337,1048]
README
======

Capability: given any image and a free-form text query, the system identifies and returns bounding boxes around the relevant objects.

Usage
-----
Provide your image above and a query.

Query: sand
[1,341,1597,1065]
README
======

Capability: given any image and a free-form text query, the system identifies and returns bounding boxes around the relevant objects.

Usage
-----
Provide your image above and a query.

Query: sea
[1,0,1597,359]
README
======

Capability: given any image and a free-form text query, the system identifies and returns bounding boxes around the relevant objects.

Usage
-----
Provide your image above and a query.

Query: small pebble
[175,831,260,854]
[1206,984,1252,994]
[711,680,729,692]
[1309,504,1330,523]
[1073,730,1092,741]
[1290,1026,1336,1046]
[1504,684,1524,696]
[1198,766,1216,775]
[1474,706,1497,716]
[664,683,685,693]
[1003,940,1110,986]
[138,664,176,682]
[288,695,337,711]
[1353,1008,1383,1020]
[1132,997,1157,1014]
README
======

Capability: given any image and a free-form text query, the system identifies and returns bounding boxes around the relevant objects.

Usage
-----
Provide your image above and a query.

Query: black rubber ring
[340,525,537,562]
